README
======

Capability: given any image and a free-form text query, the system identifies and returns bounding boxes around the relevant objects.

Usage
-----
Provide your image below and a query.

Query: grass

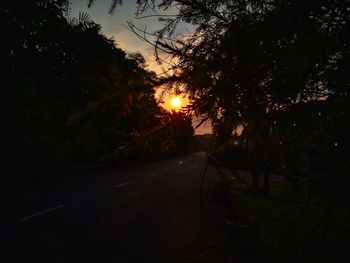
[225,173,350,263]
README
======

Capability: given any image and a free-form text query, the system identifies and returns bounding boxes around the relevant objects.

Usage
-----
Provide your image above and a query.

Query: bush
[214,143,249,169]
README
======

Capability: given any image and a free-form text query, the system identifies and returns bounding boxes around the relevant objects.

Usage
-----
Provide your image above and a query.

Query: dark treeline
[75,0,350,262]
[3,0,350,194]
[100,1,350,260]
[0,0,194,171]
[98,0,350,198]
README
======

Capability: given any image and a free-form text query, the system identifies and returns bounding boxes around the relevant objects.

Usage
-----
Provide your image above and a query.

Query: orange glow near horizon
[155,86,190,111]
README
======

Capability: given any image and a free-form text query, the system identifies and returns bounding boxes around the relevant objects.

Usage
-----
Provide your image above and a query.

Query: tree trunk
[252,170,260,190]
[216,113,235,145]
[263,165,270,194]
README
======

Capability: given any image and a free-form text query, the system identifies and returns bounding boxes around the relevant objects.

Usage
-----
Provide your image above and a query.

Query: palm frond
[78,12,92,24]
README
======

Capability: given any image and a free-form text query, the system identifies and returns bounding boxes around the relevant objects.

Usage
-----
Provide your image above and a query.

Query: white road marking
[114,182,128,188]
[17,205,65,223]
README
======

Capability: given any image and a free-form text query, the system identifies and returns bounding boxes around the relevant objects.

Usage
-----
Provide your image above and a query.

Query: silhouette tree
[93,0,350,190]
[1,0,72,167]
[1,1,162,169]
[107,109,194,160]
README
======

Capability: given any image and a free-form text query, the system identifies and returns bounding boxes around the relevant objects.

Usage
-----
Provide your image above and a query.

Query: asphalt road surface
[0,152,245,263]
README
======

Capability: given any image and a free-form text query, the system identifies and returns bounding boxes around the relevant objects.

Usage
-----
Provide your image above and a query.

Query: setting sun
[171,97,181,109]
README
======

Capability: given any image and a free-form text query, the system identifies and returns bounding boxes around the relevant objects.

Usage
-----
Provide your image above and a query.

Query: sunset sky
[70,0,212,134]
[70,0,178,74]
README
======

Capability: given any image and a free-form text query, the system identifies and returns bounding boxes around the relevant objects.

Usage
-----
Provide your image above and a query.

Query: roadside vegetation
[89,1,350,262]
[1,1,194,174]
[219,169,350,263]
[3,0,350,260]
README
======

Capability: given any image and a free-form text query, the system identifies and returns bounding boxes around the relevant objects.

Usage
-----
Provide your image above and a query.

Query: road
[0,152,245,263]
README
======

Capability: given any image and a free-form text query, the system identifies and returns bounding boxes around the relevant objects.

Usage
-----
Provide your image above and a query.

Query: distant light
[179,160,183,165]
[334,142,338,147]
[279,141,283,145]
[293,123,297,127]
[318,112,322,116]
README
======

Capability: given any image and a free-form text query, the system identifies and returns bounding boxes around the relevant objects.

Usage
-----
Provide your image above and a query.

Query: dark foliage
[1,0,190,171]
[101,0,350,195]
[103,109,194,161]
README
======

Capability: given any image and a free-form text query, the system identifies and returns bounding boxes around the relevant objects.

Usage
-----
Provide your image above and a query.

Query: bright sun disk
[171,97,181,108]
